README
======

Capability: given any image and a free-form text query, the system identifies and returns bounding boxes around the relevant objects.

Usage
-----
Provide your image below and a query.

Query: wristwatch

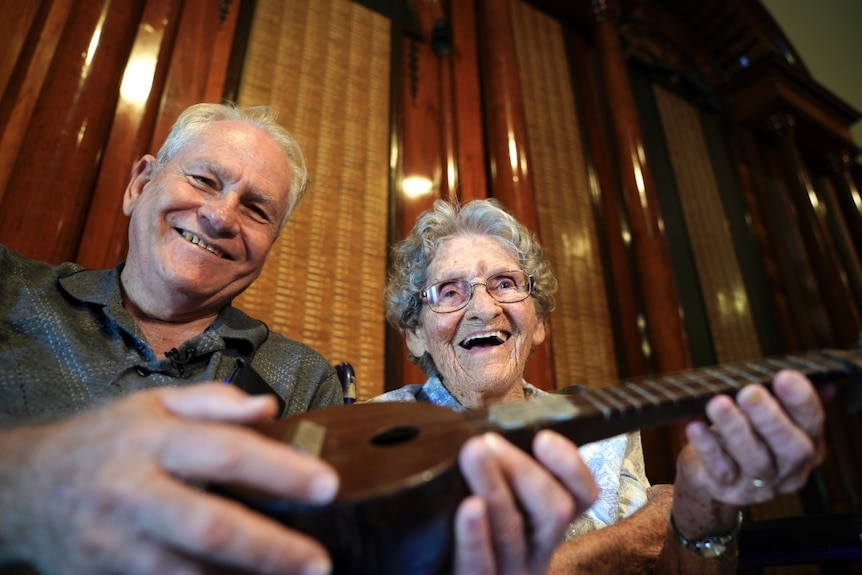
[668,511,743,558]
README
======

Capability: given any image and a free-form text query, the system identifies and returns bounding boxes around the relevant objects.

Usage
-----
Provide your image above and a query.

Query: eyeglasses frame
[420,270,534,314]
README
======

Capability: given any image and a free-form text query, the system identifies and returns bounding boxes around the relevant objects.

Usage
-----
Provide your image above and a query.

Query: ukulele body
[235,402,478,574]
[220,348,862,574]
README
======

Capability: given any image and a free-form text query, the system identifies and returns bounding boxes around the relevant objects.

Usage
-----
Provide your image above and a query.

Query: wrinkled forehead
[428,234,521,279]
[183,121,293,201]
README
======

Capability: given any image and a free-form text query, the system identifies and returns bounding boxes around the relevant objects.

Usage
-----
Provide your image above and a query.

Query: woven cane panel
[652,86,761,364]
[234,0,390,399]
[509,0,618,389]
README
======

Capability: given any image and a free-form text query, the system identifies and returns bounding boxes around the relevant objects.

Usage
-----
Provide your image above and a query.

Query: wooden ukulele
[221,349,862,575]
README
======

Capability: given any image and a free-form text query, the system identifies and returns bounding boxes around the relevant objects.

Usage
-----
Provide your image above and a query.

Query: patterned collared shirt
[0,245,342,423]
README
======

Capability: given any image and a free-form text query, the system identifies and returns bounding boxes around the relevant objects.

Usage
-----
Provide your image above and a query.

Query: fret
[642,378,681,403]
[604,385,646,414]
[744,362,776,378]
[819,356,854,370]
[581,389,614,419]
[663,374,700,400]
[702,368,743,391]
[589,387,628,418]
[722,364,764,384]
[679,369,725,394]
[777,355,836,375]
[818,356,857,372]
[624,380,664,407]
[765,357,803,372]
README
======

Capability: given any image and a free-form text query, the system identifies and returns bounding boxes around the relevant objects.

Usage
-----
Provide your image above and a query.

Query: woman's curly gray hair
[385,199,557,376]
[156,102,309,230]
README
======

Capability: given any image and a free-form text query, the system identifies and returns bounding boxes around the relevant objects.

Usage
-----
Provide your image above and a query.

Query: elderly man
[0,103,595,575]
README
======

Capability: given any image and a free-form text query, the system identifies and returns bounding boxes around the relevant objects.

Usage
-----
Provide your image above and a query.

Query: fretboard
[478,349,862,448]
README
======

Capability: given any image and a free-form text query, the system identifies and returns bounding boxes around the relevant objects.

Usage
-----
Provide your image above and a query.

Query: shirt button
[135,367,149,377]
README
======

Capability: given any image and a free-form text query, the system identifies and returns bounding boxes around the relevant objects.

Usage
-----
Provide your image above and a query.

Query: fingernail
[246,395,271,408]
[739,385,764,407]
[534,429,561,456]
[302,557,332,575]
[308,473,338,504]
[482,432,505,453]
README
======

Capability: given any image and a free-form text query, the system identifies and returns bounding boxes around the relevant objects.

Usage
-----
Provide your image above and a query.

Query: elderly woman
[373,198,826,574]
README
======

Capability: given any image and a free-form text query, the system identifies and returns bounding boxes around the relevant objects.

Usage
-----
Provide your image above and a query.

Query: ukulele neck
[470,349,862,451]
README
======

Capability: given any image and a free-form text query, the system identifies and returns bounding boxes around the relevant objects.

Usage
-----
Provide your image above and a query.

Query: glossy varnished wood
[590,1,691,376]
[567,30,648,380]
[75,0,183,269]
[828,150,862,270]
[727,130,807,352]
[0,0,146,264]
[396,1,447,388]
[766,113,862,348]
[477,0,553,391]
[446,0,486,204]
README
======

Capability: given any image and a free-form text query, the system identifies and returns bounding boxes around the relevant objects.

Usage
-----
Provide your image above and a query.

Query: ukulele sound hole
[370,425,420,446]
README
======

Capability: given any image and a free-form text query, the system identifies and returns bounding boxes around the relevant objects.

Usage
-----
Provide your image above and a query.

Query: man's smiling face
[121,120,292,318]
[406,234,546,407]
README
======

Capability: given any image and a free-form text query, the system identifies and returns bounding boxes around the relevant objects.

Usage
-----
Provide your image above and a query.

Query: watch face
[671,511,743,558]
[694,538,731,558]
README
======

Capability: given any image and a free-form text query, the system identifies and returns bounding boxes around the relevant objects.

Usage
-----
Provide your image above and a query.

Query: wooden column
[568,31,648,380]
[590,0,690,481]
[447,0,486,203]
[476,0,553,390]
[590,0,690,375]
[75,0,184,270]
[0,0,146,264]
[828,149,862,268]
[395,5,444,388]
[766,113,862,347]
[729,130,808,352]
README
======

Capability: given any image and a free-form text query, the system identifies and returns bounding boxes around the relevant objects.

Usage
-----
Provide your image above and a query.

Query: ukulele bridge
[282,419,327,456]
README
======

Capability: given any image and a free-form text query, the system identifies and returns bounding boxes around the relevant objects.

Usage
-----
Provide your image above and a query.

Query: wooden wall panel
[653,86,762,363]
[234,0,391,400]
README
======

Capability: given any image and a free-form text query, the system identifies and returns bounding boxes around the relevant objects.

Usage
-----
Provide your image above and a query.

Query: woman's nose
[466,283,501,315]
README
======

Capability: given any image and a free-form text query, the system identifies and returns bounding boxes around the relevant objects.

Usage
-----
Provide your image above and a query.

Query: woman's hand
[452,430,598,575]
[671,369,826,537]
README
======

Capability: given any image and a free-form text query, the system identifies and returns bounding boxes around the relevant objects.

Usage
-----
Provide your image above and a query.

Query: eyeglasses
[421,270,533,314]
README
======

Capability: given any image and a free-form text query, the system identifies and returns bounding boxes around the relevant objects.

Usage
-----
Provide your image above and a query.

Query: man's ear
[405,329,428,358]
[122,155,157,216]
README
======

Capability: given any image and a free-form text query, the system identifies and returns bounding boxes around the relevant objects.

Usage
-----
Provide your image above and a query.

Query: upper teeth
[181,232,224,258]
[462,331,507,347]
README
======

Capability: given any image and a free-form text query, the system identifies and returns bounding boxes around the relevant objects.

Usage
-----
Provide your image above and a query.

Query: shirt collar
[418,376,547,411]
[57,262,267,354]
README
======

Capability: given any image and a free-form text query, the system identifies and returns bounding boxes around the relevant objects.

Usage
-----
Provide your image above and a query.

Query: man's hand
[0,384,339,575]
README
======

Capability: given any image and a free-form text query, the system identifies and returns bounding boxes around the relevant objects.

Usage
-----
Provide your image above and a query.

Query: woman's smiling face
[406,234,546,407]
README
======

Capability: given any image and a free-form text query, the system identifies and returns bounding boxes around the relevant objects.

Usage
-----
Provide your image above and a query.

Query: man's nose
[199,193,240,234]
